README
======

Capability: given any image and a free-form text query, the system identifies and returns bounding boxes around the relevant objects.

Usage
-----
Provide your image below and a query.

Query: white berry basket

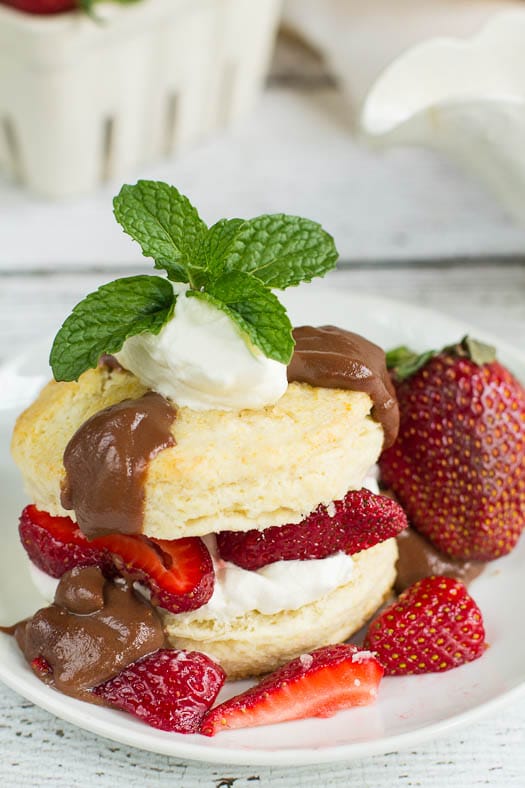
[0,0,281,198]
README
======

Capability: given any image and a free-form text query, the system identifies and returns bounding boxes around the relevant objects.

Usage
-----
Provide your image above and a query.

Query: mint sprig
[50,181,338,382]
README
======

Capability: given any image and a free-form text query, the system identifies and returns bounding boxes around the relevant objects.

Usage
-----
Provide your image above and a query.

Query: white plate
[0,289,524,766]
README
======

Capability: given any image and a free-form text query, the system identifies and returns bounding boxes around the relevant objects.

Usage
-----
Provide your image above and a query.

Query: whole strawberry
[364,575,486,675]
[379,336,525,560]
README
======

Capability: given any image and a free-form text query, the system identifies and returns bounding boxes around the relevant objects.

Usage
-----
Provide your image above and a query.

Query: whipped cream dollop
[116,285,288,411]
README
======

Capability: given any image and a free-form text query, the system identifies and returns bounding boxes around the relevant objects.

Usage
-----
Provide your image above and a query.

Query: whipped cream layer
[192,535,354,620]
[28,473,380,620]
[28,548,354,620]
[116,284,288,411]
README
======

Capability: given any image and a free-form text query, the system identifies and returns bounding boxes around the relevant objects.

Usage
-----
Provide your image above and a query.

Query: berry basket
[0,0,281,198]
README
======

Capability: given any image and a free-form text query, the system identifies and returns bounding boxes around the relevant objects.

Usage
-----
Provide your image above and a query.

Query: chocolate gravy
[395,528,485,594]
[287,326,399,448]
[98,354,124,372]
[0,624,17,636]
[61,392,176,539]
[13,566,166,703]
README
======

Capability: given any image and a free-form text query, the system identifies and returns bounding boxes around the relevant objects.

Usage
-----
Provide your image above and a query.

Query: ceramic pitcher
[360,11,525,222]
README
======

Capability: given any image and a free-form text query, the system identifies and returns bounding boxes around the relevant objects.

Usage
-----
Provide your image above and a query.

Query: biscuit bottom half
[162,538,398,680]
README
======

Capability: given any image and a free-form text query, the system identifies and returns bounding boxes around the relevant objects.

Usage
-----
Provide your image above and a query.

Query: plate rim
[0,645,524,766]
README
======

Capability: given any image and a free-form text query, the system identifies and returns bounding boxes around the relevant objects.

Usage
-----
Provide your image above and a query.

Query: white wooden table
[0,35,524,788]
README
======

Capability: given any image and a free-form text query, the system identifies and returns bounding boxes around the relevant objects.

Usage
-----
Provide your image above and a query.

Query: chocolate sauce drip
[287,326,399,448]
[395,528,485,594]
[54,565,105,614]
[98,354,124,372]
[0,624,17,636]
[61,392,176,539]
[13,566,166,703]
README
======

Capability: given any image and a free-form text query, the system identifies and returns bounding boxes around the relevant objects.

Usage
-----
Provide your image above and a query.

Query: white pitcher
[283,0,520,108]
[360,11,525,222]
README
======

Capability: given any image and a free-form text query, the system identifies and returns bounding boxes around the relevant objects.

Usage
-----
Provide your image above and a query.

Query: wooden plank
[0,264,522,363]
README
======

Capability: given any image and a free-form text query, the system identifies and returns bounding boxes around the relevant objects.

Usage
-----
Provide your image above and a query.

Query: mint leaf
[188,272,294,364]
[204,218,244,278]
[50,276,175,382]
[113,181,207,285]
[215,214,338,288]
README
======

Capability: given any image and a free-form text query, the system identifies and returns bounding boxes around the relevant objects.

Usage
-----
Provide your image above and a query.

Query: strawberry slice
[31,656,52,677]
[200,644,383,736]
[94,533,214,613]
[18,506,214,613]
[364,576,487,675]
[93,649,226,733]
[19,505,109,579]
[216,489,408,570]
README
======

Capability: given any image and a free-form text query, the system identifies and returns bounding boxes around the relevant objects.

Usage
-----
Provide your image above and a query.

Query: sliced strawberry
[94,533,214,613]
[93,649,226,733]
[200,644,383,736]
[216,489,408,570]
[19,505,109,579]
[31,655,52,677]
[19,506,214,613]
[364,576,487,675]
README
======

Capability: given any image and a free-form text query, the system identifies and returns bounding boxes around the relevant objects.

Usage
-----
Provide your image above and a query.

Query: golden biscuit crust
[12,365,383,538]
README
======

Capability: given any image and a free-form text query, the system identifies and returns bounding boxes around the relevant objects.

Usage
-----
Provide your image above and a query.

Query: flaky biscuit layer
[12,365,383,538]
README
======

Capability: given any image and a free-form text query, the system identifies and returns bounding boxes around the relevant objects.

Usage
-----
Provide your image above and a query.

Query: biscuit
[12,365,384,539]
